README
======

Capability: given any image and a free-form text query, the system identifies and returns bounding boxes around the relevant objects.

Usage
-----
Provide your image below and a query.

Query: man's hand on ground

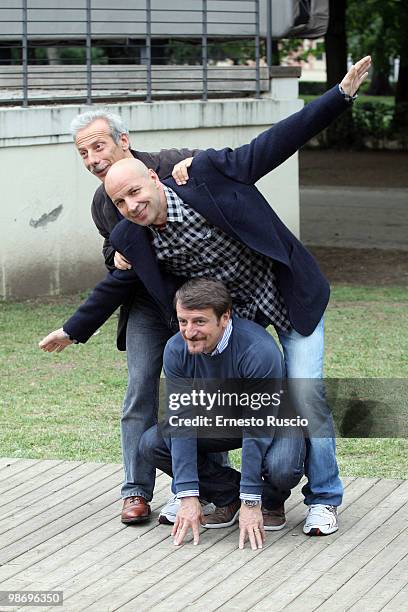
[340,55,371,97]
[172,496,203,546]
[39,328,73,353]
[239,503,265,550]
[114,251,132,270]
[172,157,193,186]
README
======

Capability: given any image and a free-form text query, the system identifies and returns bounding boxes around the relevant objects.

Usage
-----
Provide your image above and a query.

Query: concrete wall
[0,76,302,299]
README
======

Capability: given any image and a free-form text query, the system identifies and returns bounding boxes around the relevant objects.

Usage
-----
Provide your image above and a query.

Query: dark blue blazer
[64,86,350,343]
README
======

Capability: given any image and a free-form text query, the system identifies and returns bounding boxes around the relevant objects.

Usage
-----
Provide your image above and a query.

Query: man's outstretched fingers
[248,528,258,551]
[192,520,200,546]
[174,522,189,546]
[356,55,371,72]
[239,528,246,550]
[171,515,180,537]
[255,526,265,549]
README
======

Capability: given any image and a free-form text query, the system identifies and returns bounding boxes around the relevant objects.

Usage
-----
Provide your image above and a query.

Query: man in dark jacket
[40,56,371,536]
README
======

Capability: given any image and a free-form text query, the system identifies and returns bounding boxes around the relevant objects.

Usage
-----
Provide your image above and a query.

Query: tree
[393,0,408,136]
[325,0,348,89]
[323,0,355,148]
[347,0,399,96]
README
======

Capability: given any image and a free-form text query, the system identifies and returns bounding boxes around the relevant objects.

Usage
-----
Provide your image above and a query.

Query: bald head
[105,158,149,197]
[105,158,167,227]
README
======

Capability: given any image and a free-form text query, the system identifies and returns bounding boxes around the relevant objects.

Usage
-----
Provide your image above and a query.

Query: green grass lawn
[1,285,407,478]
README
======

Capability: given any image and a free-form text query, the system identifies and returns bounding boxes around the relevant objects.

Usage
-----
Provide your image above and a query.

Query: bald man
[104,158,168,228]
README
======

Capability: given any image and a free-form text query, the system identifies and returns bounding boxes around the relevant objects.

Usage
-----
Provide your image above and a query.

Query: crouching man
[140,278,306,550]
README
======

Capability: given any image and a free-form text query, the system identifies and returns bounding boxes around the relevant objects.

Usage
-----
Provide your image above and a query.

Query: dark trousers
[140,424,306,509]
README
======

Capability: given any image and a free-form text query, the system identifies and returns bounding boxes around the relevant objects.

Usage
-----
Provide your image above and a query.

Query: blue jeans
[277,317,343,507]
[262,423,306,509]
[121,293,173,500]
[121,292,229,500]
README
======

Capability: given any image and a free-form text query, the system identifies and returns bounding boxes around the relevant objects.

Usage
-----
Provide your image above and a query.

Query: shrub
[302,95,403,150]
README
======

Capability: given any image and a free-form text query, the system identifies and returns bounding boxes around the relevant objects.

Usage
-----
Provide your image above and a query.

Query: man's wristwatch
[339,84,358,102]
[242,499,260,507]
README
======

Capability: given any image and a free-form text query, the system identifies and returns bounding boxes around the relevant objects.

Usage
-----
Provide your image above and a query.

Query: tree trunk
[325,0,348,89]
[393,2,408,137]
[395,10,408,104]
[396,64,408,103]
[368,69,393,96]
[323,0,353,148]
[366,11,393,97]
[272,40,280,66]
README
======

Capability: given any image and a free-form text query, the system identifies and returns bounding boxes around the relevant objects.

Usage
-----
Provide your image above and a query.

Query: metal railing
[0,0,267,107]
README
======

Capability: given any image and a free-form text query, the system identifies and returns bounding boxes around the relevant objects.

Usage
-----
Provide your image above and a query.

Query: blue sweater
[163,317,284,501]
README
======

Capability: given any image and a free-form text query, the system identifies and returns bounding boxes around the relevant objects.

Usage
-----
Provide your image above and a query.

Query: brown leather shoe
[201,498,240,529]
[121,496,151,524]
[262,504,286,531]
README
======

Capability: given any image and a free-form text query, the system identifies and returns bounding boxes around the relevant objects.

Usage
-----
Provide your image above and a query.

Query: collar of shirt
[148,185,184,234]
[164,185,184,220]
[210,319,233,356]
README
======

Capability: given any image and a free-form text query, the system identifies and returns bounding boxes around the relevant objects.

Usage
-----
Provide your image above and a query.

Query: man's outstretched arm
[39,268,140,351]
[204,56,371,185]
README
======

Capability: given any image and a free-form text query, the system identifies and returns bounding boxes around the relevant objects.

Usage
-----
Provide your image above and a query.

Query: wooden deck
[0,458,407,612]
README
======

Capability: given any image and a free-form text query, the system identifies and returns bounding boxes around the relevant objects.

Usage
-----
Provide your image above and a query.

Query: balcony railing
[0,0,270,106]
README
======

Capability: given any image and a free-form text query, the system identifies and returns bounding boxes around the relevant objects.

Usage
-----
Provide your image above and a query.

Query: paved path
[300,187,408,250]
[0,458,407,611]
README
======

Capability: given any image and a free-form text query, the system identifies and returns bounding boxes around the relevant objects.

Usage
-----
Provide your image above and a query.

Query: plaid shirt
[148,186,290,331]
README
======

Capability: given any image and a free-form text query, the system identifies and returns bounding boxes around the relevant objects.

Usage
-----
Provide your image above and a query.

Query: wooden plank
[3,462,403,612]
[5,484,177,611]
[0,461,84,513]
[29,497,213,610]
[0,462,122,542]
[96,485,362,612]
[0,462,111,525]
[300,514,408,611]
[65,525,247,611]
[0,65,269,93]
[0,460,64,492]
[5,475,170,586]
[381,585,408,611]
[190,478,382,612]
[250,480,408,611]
[0,465,123,563]
[0,457,22,469]
[21,479,347,611]
[38,497,299,610]
[348,553,408,612]
[77,481,355,612]
[0,459,56,486]
[68,484,311,611]
[143,478,375,612]
[0,474,170,589]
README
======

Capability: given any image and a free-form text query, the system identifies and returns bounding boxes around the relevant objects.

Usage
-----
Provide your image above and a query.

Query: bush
[303,95,404,150]
[353,101,394,148]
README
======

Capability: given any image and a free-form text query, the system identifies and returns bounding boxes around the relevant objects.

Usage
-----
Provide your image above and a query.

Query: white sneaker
[158,494,216,525]
[303,504,338,536]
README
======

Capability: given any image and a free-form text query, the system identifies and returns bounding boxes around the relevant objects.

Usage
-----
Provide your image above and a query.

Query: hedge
[300,91,406,150]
